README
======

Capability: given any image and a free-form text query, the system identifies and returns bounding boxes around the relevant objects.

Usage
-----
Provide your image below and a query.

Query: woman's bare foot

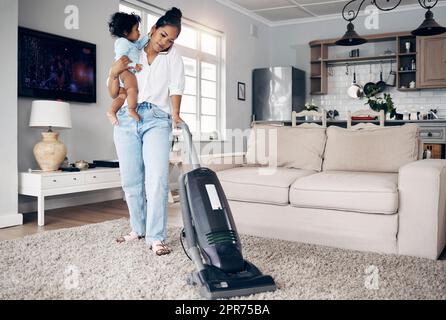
[107,111,119,126]
[128,108,140,122]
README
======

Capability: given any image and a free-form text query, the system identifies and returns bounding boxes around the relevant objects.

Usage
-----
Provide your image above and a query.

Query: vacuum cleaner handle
[177,122,201,170]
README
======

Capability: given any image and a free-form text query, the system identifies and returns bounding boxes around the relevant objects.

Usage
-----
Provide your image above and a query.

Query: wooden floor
[0,199,184,241]
[0,200,127,241]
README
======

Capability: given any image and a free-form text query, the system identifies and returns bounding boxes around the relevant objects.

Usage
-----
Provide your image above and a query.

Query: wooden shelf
[398,70,416,73]
[309,31,411,46]
[398,52,417,56]
[325,55,396,64]
[310,92,325,95]
[310,44,328,94]
[398,88,418,91]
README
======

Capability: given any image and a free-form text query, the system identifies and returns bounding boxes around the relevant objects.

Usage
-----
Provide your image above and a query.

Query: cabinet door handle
[93,176,97,178]
[53,179,57,182]
[428,132,433,137]
[73,178,77,181]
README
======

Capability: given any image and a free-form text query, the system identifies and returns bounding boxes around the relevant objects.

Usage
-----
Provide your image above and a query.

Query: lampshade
[29,100,72,129]
[411,9,446,36]
[335,22,367,46]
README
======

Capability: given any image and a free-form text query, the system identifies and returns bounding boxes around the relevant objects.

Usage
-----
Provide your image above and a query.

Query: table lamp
[29,100,72,171]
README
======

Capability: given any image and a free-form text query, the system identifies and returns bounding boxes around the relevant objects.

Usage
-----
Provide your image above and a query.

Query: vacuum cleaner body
[178,123,276,299]
[183,167,244,273]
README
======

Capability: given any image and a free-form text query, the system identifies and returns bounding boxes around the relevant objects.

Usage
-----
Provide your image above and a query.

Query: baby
[107,12,149,125]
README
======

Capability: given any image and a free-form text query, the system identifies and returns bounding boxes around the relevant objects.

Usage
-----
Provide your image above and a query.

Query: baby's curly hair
[108,12,141,38]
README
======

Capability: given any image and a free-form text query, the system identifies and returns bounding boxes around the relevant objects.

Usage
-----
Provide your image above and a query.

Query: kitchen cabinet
[417,34,446,88]
[397,35,417,90]
[310,44,328,94]
[310,31,446,94]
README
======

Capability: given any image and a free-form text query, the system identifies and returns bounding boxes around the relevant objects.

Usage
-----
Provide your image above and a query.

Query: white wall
[18,0,119,170]
[11,1,446,215]
[270,6,446,117]
[18,0,123,213]
[0,0,22,228]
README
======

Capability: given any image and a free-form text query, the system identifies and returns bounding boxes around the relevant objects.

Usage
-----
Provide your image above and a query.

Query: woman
[107,7,185,256]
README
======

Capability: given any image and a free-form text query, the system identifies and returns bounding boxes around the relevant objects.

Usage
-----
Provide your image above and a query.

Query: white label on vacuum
[205,184,222,210]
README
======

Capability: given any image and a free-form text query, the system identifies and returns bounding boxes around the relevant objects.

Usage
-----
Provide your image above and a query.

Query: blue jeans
[113,102,172,244]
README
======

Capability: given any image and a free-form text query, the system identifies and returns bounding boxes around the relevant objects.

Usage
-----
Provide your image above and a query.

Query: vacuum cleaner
[177,122,276,299]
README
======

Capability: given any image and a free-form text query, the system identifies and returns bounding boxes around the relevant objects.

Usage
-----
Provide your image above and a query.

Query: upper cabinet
[397,35,417,91]
[310,44,328,95]
[417,34,446,89]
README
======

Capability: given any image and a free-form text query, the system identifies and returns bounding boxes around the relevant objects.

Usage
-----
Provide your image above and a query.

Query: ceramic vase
[33,132,67,171]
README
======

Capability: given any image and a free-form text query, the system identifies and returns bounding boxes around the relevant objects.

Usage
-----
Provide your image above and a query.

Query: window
[119,2,225,140]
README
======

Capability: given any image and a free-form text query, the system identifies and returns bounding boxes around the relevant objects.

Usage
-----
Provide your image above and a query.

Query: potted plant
[364,89,396,119]
[303,101,319,121]
[327,109,339,120]
[304,101,319,112]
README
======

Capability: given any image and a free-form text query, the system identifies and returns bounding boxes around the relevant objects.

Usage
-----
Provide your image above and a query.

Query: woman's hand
[110,56,131,79]
[108,56,133,98]
[134,63,143,72]
[172,114,184,130]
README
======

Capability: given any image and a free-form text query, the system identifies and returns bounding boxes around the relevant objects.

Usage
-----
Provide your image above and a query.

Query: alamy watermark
[182,128,279,176]
[65,5,79,30]
[364,5,379,30]
[64,264,80,290]
[364,265,380,290]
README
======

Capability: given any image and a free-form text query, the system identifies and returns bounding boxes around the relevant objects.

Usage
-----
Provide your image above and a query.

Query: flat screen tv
[18,27,96,103]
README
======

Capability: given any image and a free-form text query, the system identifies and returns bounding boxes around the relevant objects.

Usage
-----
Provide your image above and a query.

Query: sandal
[116,231,144,243]
[150,241,172,256]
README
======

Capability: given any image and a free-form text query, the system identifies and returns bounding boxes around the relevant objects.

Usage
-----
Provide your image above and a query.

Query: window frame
[120,0,226,141]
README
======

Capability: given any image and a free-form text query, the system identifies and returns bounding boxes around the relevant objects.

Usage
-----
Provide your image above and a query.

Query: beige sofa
[204,124,446,260]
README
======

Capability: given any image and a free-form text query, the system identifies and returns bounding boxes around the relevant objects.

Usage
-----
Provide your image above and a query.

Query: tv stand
[19,168,121,226]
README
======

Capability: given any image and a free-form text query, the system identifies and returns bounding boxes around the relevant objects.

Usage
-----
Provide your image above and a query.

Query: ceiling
[217,0,442,25]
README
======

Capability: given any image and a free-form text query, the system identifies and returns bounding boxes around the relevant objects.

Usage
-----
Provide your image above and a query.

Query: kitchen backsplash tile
[310,63,446,119]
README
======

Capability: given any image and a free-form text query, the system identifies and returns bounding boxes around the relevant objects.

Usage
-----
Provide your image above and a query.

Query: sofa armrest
[182,152,245,173]
[398,159,446,259]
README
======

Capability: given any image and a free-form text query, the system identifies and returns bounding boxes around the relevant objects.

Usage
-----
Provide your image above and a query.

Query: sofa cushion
[246,124,327,171]
[289,171,398,214]
[323,124,419,173]
[217,166,315,205]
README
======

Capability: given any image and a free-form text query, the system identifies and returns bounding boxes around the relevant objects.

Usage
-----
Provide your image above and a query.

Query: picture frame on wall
[237,82,246,101]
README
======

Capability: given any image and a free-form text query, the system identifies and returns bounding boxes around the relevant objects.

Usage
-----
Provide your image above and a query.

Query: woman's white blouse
[135,44,185,114]
[108,43,185,115]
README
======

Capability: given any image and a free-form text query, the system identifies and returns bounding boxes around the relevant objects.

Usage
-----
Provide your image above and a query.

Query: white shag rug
[0,218,445,300]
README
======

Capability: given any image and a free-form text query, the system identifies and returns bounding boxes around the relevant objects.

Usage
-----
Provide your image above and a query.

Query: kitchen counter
[281,119,446,126]
[354,120,444,123]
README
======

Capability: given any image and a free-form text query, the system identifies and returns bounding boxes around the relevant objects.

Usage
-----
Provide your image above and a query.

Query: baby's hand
[135,64,143,72]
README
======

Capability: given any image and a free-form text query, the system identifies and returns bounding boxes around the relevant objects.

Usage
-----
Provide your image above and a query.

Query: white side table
[18,168,122,226]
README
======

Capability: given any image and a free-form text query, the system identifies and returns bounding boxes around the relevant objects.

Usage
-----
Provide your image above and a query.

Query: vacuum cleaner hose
[177,122,200,170]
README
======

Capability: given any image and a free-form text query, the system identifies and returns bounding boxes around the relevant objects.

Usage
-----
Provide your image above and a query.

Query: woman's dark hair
[155,7,182,33]
[108,12,141,38]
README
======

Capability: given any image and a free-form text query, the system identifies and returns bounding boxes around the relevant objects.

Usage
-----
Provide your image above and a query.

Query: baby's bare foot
[128,109,140,122]
[107,111,119,126]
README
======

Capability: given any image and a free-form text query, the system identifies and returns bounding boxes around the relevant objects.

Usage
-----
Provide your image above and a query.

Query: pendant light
[336,0,445,47]
[335,22,367,46]
[411,8,446,36]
